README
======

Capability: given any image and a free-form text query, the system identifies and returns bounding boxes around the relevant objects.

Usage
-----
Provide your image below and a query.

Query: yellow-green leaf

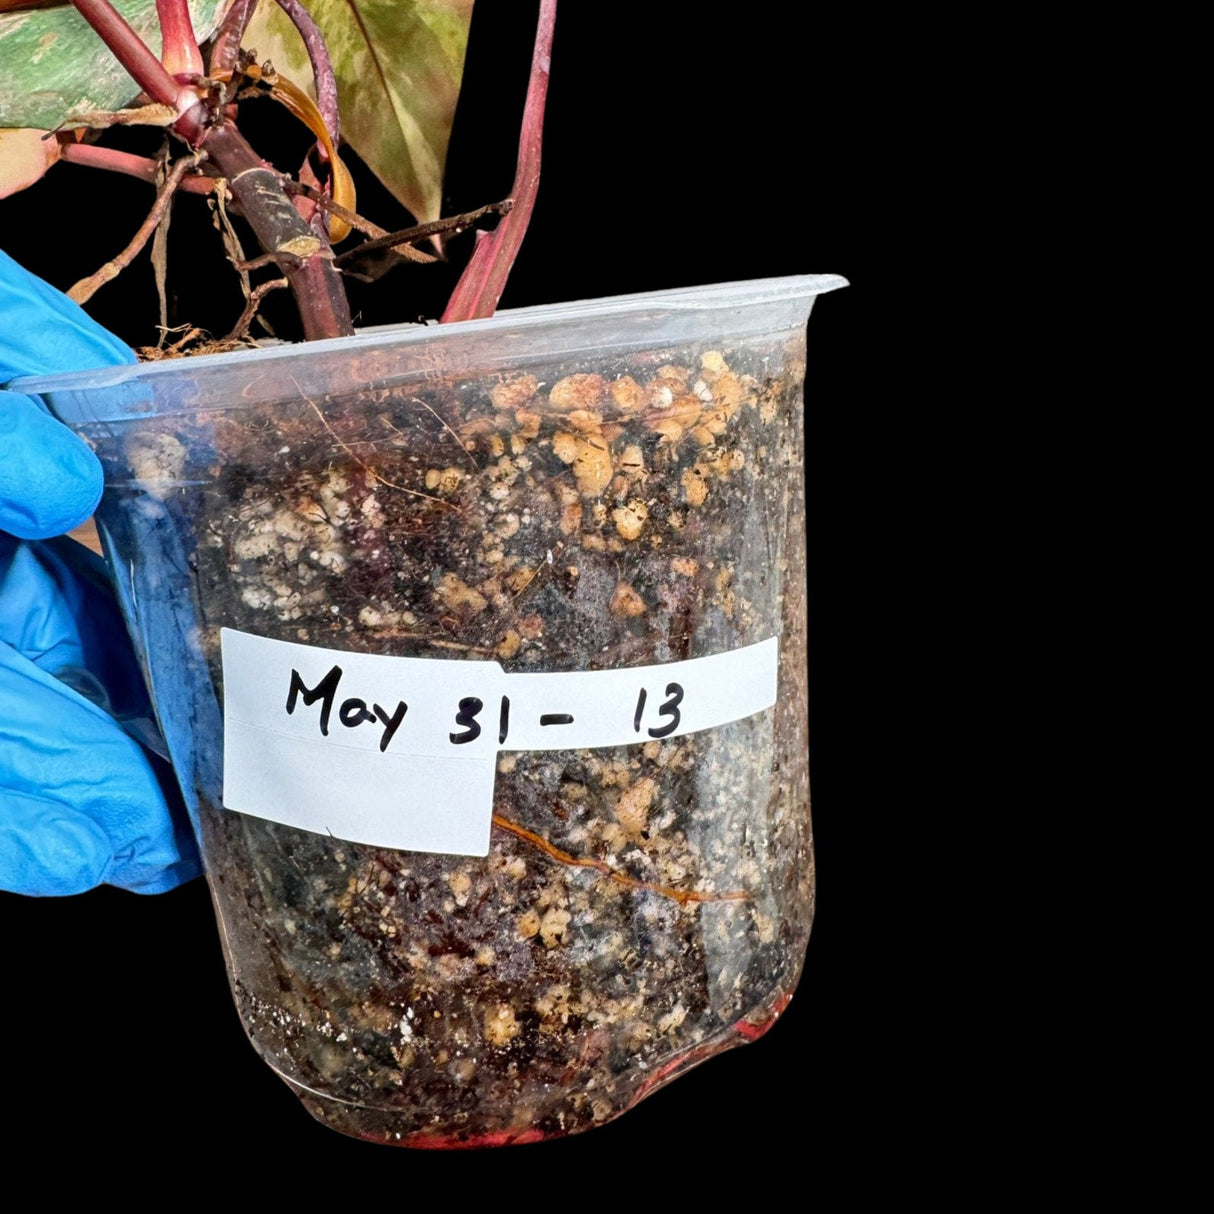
[0,0,233,131]
[0,126,59,196]
[242,0,472,224]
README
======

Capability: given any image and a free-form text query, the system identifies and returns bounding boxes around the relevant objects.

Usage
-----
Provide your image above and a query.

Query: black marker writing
[373,701,408,752]
[286,665,343,736]
[339,699,375,728]
[649,683,684,738]
[450,697,484,744]
[285,665,407,752]
[634,681,684,739]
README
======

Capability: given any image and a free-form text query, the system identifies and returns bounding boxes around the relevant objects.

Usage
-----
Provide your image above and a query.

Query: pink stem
[270,0,340,143]
[208,0,258,75]
[270,0,341,242]
[155,0,203,78]
[441,0,556,322]
[71,0,189,111]
[58,141,214,193]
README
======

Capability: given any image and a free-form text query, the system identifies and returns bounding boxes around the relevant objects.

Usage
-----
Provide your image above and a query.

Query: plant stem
[209,0,259,75]
[269,0,340,142]
[207,125,352,338]
[67,153,201,303]
[70,0,353,340]
[58,140,213,192]
[225,276,287,341]
[441,0,556,322]
[71,0,191,112]
[287,193,512,262]
[268,0,341,243]
[155,0,203,78]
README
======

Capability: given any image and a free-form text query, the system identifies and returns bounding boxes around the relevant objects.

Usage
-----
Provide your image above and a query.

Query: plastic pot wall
[24,274,845,1146]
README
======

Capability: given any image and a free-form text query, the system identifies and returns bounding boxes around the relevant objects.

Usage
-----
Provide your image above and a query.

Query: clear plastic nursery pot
[22,274,845,1147]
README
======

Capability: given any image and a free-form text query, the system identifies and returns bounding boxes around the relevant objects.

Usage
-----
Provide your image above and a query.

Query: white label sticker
[221,628,778,857]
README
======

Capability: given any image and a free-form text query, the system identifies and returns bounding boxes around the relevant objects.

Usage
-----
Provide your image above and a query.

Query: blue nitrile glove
[1,249,201,895]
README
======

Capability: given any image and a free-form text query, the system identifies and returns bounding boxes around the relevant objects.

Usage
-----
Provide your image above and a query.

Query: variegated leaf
[242,0,472,224]
[0,0,233,130]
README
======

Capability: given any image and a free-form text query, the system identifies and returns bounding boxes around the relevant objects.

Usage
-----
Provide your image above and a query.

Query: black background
[1,3,918,1183]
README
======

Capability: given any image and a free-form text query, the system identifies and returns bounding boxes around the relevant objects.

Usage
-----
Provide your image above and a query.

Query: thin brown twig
[490,814,750,906]
[282,178,434,264]
[286,181,513,256]
[331,201,514,265]
[282,178,391,240]
[224,276,287,342]
[68,153,204,303]
[230,251,280,273]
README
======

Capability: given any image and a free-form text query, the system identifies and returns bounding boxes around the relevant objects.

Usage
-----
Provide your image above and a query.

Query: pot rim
[9,273,847,397]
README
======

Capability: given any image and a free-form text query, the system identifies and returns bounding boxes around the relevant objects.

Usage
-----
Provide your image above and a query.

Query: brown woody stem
[208,126,352,338]
[333,200,514,263]
[229,252,279,272]
[283,179,388,240]
[225,276,288,341]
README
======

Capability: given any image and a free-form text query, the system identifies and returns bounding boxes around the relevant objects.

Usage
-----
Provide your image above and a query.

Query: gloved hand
[1,249,201,895]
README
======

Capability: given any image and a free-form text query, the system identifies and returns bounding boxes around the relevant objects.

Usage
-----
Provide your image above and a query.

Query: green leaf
[0,0,231,130]
[242,0,472,224]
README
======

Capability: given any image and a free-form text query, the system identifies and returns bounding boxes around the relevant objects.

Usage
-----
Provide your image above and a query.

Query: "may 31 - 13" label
[221,628,778,857]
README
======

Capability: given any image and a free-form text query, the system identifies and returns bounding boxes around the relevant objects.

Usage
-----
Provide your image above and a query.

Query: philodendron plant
[0,0,555,340]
